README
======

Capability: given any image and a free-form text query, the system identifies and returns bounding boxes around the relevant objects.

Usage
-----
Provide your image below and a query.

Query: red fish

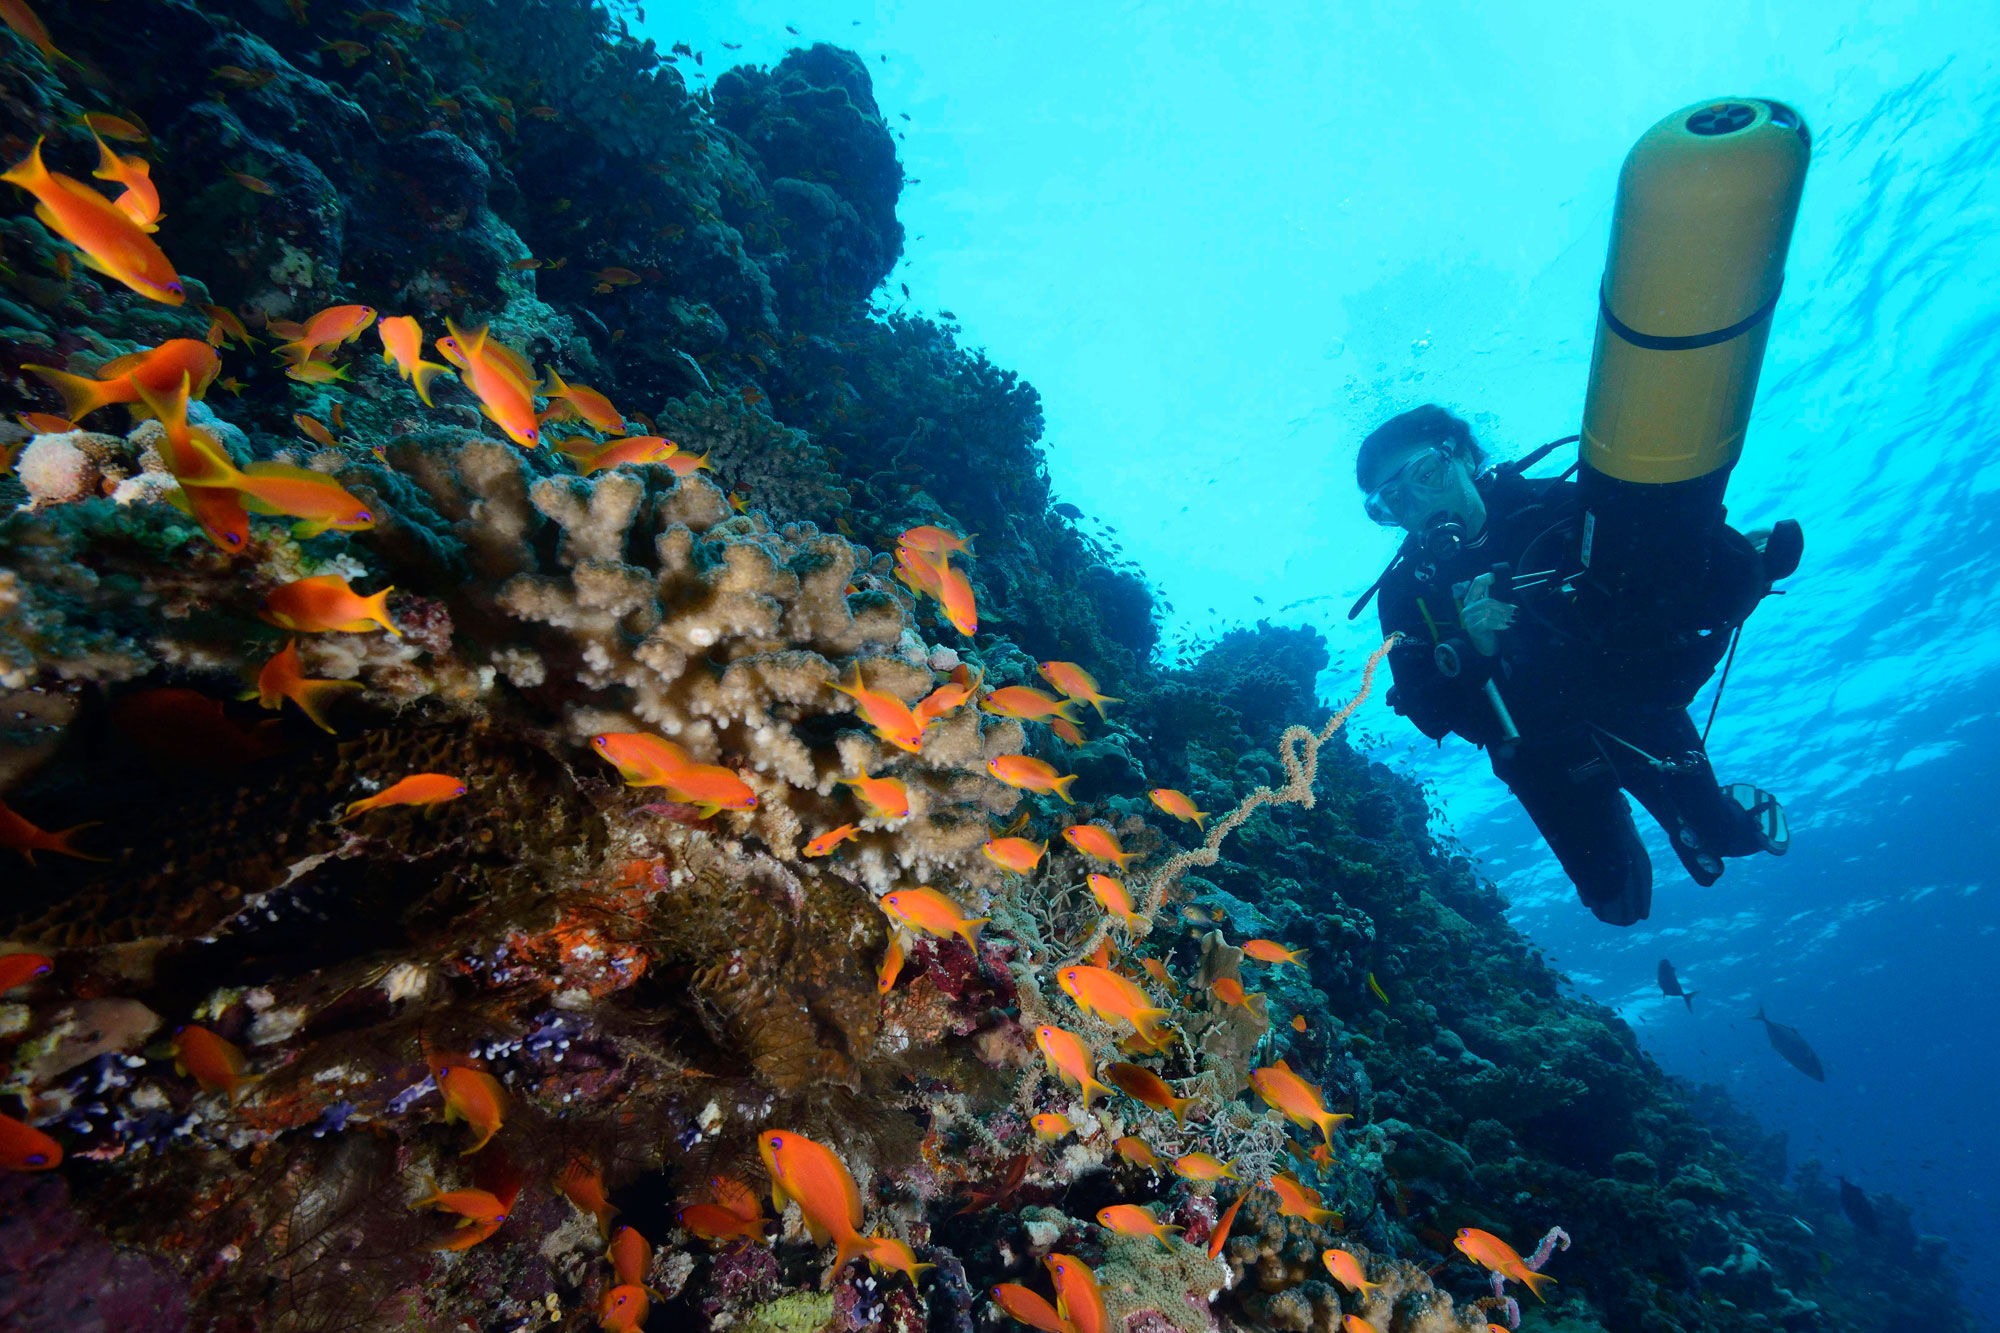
[1064,823,1135,869]
[597,1285,649,1333]
[1267,1170,1336,1225]
[899,525,971,557]
[0,799,101,864]
[542,367,624,432]
[437,319,540,448]
[1058,967,1171,1045]
[1323,1247,1379,1296]
[557,1157,618,1237]
[1242,939,1308,967]
[803,823,861,857]
[608,1225,652,1284]
[1147,787,1208,828]
[990,1283,1064,1333]
[173,1024,249,1103]
[2,139,184,303]
[678,1201,764,1243]
[112,688,286,773]
[757,1130,867,1271]
[342,773,467,819]
[413,1183,509,1250]
[432,1060,506,1154]
[253,640,362,733]
[862,1235,934,1283]
[986,754,1077,802]
[1249,1059,1351,1149]
[0,953,53,991]
[0,0,62,62]
[1103,1061,1195,1123]
[981,686,1076,722]
[880,887,987,949]
[1037,661,1120,718]
[936,562,978,636]
[1096,1203,1179,1249]
[275,302,377,365]
[1088,874,1149,935]
[0,1111,63,1171]
[560,434,676,474]
[1210,1191,1246,1258]
[262,574,399,635]
[377,314,451,405]
[1046,1254,1109,1333]
[828,663,926,753]
[1034,1025,1113,1108]
[913,664,981,727]
[981,836,1046,874]
[1114,1136,1162,1171]
[842,772,909,820]
[90,133,160,231]
[1455,1227,1556,1302]
[25,338,220,421]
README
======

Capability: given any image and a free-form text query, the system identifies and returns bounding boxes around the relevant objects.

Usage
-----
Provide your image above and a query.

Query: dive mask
[1364,443,1459,527]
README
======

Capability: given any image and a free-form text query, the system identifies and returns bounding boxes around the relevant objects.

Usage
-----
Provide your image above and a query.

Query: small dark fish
[1657,959,1696,1012]
[1751,1005,1825,1081]
[1838,1177,1878,1234]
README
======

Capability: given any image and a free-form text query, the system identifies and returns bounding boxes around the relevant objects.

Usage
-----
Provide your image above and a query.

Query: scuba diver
[1352,404,1797,926]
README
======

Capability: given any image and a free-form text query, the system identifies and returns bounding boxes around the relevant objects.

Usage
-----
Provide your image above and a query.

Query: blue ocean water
[661,0,1999,1313]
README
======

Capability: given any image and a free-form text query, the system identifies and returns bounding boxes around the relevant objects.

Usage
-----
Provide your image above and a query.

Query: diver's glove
[1455,572,1517,657]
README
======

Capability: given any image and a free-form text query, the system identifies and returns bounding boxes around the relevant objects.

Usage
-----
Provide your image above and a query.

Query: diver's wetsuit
[1375,466,1771,925]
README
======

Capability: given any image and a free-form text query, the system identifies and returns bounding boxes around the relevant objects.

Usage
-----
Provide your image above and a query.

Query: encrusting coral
[0,3,1974,1333]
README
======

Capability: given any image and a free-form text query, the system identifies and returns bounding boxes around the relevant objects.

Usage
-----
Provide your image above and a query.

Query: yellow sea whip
[1064,633,1401,963]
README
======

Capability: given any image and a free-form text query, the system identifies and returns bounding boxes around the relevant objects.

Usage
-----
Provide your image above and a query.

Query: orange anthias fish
[982,836,1047,874]
[1096,1204,1179,1250]
[980,685,1076,723]
[588,733,757,815]
[661,449,711,477]
[1088,875,1149,935]
[894,545,945,601]
[990,1283,1065,1333]
[1268,1171,1336,1225]
[0,952,53,991]
[678,1200,765,1244]
[707,1175,761,1225]
[1171,1152,1238,1182]
[26,338,220,420]
[1058,967,1171,1046]
[1210,977,1259,1013]
[1037,661,1120,719]
[1033,1025,1113,1108]
[543,367,625,432]
[913,664,981,727]
[986,755,1077,803]
[413,1184,509,1251]
[758,1130,867,1271]
[1210,1191,1246,1259]
[1046,1254,1109,1333]
[1242,939,1309,967]
[1139,956,1180,998]
[1455,1228,1556,1302]
[199,303,256,348]
[608,1225,653,1285]
[1323,1248,1380,1295]
[276,302,377,364]
[3,139,184,303]
[253,640,362,733]
[560,434,676,474]
[0,1110,62,1171]
[433,1061,507,1155]
[132,376,251,552]
[1103,1061,1195,1123]
[842,772,910,820]
[262,574,400,635]
[294,412,339,448]
[1249,1060,1352,1149]
[553,1157,618,1237]
[1292,1015,1309,1033]
[90,133,161,231]
[1064,823,1135,869]
[1031,1112,1073,1141]
[1049,717,1085,746]
[803,823,861,857]
[17,411,72,433]
[598,1285,650,1333]
[1147,787,1208,828]
[1113,1136,1162,1171]
[0,798,101,864]
[879,887,987,950]
[877,933,906,994]
[377,314,451,405]
[1343,1317,1382,1333]
[899,524,971,557]
[221,459,376,538]
[172,1024,249,1103]
[0,0,62,62]
[863,1235,934,1283]
[828,663,927,753]
[342,773,468,819]
[936,562,978,636]
[437,319,541,448]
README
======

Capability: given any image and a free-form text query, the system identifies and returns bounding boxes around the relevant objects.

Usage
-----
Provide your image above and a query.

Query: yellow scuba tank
[1574,98,1810,618]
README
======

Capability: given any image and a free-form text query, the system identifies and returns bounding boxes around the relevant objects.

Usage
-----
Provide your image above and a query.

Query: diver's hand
[1457,572,1516,657]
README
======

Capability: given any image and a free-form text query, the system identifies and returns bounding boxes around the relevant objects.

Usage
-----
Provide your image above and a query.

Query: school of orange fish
[0,4,1553,1327]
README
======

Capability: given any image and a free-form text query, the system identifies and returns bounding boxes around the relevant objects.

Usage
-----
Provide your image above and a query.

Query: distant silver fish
[1657,960,1696,1012]
[1751,1005,1825,1081]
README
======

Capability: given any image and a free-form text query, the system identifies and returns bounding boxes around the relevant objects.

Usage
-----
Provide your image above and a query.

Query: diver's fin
[1725,783,1790,856]
[1760,519,1804,581]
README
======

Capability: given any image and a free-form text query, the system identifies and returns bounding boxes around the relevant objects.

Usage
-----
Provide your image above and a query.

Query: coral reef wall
[0,4,1966,1332]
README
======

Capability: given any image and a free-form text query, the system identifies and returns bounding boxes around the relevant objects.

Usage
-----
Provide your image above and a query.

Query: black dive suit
[1374,465,1772,925]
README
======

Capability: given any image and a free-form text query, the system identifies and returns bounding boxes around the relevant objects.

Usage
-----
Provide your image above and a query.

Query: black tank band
[1599,282,1782,351]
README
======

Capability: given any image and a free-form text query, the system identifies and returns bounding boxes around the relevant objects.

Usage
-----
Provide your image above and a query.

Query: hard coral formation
[0,4,1973,1333]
